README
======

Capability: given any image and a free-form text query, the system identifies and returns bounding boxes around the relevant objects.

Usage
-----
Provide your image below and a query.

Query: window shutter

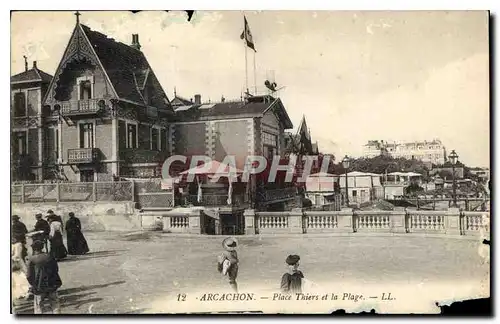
[118,121,126,150]
[161,129,167,151]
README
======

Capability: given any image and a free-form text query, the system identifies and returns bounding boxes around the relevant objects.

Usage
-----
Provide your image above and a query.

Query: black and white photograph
[9,10,490,315]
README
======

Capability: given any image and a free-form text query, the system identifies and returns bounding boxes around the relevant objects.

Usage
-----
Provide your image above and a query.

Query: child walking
[217,237,239,292]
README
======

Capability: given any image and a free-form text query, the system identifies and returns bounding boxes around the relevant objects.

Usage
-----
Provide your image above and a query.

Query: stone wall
[12,201,140,232]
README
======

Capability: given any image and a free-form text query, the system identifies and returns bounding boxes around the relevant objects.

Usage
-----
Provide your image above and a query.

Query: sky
[11,11,490,167]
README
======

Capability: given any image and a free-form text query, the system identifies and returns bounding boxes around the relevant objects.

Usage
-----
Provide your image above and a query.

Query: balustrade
[305,215,338,229]
[463,211,490,233]
[409,211,445,231]
[258,213,289,230]
[356,213,391,230]
[170,216,189,229]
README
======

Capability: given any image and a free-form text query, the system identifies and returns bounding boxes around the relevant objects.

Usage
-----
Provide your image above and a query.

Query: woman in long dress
[65,212,89,255]
[48,215,67,261]
[11,239,29,301]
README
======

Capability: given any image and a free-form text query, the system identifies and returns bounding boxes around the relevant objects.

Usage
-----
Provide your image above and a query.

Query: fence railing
[12,181,134,203]
[137,191,174,209]
[184,194,247,207]
[247,209,490,236]
[388,196,490,211]
[263,187,297,202]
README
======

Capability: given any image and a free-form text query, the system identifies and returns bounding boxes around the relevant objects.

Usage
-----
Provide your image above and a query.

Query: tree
[404,183,424,196]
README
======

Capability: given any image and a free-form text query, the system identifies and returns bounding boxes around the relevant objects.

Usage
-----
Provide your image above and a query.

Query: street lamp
[342,155,350,206]
[448,150,459,208]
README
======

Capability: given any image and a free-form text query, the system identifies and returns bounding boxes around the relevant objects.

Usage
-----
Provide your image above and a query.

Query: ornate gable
[43,23,117,104]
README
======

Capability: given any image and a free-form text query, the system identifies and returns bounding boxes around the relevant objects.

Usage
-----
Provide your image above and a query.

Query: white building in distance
[362,139,446,165]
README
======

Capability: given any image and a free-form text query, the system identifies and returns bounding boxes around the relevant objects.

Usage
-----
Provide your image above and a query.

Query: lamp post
[448,150,459,208]
[342,155,350,206]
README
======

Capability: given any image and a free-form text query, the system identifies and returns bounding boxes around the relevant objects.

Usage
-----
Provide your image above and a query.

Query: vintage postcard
[10,10,490,315]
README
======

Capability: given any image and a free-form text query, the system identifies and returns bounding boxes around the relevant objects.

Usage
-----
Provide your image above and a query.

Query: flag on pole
[197,176,203,203]
[240,16,256,52]
[227,180,233,205]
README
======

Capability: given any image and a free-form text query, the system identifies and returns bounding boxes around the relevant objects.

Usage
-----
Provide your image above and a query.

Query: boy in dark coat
[280,254,304,294]
[26,240,62,314]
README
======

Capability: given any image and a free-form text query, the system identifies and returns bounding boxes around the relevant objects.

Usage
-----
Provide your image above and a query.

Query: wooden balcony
[67,148,99,164]
[57,99,105,116]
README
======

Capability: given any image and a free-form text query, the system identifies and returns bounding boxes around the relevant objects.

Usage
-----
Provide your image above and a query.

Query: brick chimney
[194,94,201,104]
[33,61,37,70]
[131,34,141,50]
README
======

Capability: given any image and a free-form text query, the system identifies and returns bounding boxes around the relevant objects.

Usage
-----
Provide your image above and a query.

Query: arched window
[13,92,26,117]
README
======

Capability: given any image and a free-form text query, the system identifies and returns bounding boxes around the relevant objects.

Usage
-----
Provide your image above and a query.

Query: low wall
[12,201,140,232]
[243,208,490,237]
[161,209,203,234]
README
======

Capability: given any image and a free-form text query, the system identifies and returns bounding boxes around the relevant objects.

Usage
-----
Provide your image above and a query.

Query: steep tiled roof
[11,67,53,84]
[171,95,193,106]
[80,25,170,110]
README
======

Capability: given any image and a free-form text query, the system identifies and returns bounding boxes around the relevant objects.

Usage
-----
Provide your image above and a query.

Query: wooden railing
[11,181,134,203]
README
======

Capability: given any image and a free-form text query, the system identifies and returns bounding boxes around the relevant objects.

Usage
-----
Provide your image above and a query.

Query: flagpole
[244,40,249,95]
[253,51,257,95]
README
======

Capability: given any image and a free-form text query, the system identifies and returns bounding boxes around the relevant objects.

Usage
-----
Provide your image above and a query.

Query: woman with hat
[217,237,239,292]
[280,254,304,294]
[47,215,67,261]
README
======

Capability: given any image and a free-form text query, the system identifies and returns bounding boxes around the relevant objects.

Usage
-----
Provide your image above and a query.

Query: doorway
[220,212,245,235]
[80,170,94,182]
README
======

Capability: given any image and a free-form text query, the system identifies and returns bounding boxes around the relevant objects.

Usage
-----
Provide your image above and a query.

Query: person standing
[33,214,50,253]
[12,215,28,261]
[26,240,62,314]
[280,255,304,294]
[65,212,89,255]
[217,237,239,292]
[47,215,67,261]
[47,210,63,226]
[12,241,30,301]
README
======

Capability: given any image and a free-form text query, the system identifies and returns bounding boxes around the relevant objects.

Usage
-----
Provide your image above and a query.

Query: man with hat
[47,210,63,225]
[12,215,28,261]
[280,254,304,294]
[217,237,239,292]
[26,240,62,314]
[33,213,50,253]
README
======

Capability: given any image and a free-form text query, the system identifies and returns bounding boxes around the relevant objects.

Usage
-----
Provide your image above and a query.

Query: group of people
[11,210,90,314]
[217,237,305,294]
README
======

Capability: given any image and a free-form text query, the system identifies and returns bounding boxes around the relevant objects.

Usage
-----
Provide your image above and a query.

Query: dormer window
[77,76,95,100]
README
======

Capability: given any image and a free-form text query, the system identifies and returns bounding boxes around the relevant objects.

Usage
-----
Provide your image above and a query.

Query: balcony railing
[67,148,99,164]
[58,99,104,115]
